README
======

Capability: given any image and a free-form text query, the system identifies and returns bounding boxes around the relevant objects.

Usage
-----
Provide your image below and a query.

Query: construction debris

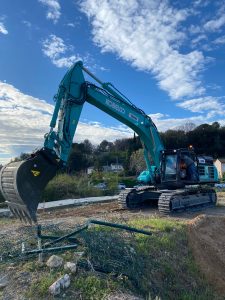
[49,274,70,296]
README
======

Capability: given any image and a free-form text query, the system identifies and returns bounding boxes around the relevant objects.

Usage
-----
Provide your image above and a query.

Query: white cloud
[177,96,225,114]
[191,34,207,46]
[189,25,202,35]
[213,35,225,44]
[38,0,61,23]
[67,22,76,28]
[204,9,225,31]
[149,113,216,132]
[80,0,207,100]
[0,81,54,164]
[42,34,81,68]
[22,20,32,28]
[0,22,8,34]
[204,14,225,31]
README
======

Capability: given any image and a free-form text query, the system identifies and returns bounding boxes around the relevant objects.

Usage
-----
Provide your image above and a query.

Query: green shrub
[42,173,109,202]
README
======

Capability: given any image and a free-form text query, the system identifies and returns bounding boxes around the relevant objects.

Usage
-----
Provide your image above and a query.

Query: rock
[0,275,9,289]
[64,262,77,273]
[49,274,70,296]
[49,280,61,295]
[46,255,64,268]
[62,274,70,288]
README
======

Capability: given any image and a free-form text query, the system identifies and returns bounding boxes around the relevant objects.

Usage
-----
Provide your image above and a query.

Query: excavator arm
[45,61,164,169]
[0,61,164,223]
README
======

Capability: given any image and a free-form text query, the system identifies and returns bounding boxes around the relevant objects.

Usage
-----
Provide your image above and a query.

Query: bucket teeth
[9,205,34,224]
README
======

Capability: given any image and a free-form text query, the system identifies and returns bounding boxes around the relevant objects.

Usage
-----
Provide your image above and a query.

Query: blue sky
[0,0,225,164]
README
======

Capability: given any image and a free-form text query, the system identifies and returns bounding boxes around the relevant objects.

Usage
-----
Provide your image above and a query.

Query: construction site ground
[0,192,225,299]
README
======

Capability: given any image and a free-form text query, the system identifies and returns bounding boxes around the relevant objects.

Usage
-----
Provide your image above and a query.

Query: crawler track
[118,188,137,209]
[119,187,217,215]
[158,189,217,214]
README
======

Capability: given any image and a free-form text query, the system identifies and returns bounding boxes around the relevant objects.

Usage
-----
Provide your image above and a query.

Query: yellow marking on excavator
[31,170,41,177]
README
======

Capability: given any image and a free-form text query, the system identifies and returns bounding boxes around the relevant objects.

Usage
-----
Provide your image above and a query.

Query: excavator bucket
[0,149,59,224]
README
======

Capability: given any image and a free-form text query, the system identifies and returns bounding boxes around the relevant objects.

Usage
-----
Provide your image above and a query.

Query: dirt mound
[188,214,225,295]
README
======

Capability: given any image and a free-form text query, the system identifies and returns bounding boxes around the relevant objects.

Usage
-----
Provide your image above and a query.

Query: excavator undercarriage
[118,186,217,214]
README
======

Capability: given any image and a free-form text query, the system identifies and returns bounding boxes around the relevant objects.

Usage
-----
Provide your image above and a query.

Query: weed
[25,271,61,299]
[72,274,115,300]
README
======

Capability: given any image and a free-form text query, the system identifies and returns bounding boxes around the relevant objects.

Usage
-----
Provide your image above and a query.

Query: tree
[97,140,114,152]
[176,122,196,132]
[129,149,146,174]
[12,152,31,162]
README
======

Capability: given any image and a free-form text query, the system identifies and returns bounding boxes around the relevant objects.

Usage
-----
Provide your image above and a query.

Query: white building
[87,164,124,174]
[87,166,95,175]
[214,158,225,178]
[110,163,124,172]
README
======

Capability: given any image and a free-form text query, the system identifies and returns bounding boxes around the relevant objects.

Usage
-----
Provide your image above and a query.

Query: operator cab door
[160,149,198,189]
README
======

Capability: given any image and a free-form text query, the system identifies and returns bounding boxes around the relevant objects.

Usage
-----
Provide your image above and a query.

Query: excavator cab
[161,148,218,189]
[160,148,199,188]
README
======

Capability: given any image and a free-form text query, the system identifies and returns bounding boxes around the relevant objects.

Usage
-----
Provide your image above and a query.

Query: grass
[72,274,117,300]
[80,217,219,299]
[25,272,61,299]
[0,216,222,300]
[0,218,14,225]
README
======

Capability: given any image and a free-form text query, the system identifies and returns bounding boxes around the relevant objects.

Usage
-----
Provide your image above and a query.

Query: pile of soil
[188,215,225,295]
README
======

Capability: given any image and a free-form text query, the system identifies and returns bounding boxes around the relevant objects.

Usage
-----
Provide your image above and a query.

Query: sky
[0,0,225,164]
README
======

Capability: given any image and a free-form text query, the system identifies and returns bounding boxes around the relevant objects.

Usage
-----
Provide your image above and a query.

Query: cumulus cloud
[42,34,81,68]
[38,0,61,23]
[80,0,207,100]
[177,97,225,114]
[0,22,8,34]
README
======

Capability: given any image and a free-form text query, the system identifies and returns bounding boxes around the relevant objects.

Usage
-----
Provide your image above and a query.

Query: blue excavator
[0,61,218,223]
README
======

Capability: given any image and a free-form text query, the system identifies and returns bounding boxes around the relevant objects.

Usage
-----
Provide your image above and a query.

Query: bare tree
[176,122,196,133]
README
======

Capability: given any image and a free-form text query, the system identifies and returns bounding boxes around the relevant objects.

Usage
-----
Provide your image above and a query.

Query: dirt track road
[1,193,225,231]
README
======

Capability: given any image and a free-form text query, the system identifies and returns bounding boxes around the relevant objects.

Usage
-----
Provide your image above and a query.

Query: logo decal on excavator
[31,170,41,177]
[105,99,125,114]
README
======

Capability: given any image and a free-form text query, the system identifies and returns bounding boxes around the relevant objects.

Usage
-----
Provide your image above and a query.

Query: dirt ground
[25,194,225,297]
[188,215,225,295]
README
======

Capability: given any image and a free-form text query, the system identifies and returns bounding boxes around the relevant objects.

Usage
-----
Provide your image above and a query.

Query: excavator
[0,61,218,224]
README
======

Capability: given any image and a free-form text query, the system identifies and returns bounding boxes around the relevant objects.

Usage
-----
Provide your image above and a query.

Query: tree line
[13,122,225,175]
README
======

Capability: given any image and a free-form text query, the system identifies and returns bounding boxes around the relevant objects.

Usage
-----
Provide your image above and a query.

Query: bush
[42,173,105,202]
